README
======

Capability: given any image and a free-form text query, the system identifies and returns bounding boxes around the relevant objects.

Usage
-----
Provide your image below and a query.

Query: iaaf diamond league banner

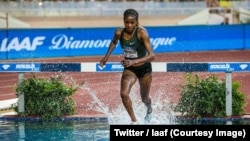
[0,24,250,60]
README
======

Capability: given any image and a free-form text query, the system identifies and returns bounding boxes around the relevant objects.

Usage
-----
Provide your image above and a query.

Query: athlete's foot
[131,121,138,125]
[144,105,152,124]
[144,114,152,124]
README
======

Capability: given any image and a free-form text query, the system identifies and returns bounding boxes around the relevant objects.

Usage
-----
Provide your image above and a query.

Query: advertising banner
[0,25,249,60]
[0,62,41,72]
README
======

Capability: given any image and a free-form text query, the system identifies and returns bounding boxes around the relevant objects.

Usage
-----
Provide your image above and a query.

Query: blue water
[0,120,110,141]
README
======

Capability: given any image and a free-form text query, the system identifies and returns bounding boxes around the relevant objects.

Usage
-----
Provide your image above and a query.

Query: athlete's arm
[100,28,122,67]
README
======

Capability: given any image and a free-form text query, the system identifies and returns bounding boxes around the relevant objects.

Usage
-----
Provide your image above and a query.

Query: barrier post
[225,69,233,117]
[18,72,25,113]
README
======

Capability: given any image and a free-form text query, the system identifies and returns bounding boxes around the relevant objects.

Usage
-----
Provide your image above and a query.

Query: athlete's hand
[121,59,135,68]
[100,57,108,68]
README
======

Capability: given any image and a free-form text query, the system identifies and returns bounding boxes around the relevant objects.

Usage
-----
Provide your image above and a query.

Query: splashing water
[85,84,175,124]
[69,75,176,125]
[81,82,114,123]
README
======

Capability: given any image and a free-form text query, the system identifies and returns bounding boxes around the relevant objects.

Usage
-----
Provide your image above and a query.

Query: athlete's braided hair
[123,8,139,21]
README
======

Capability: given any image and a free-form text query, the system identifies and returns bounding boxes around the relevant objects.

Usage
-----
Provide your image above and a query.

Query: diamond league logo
[98,64,106,70]
[239,64,248,70]
[2,64,10,70]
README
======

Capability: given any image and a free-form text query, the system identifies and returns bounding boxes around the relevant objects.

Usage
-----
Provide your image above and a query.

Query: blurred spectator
[206,0,219,7]
[221,16,230,25]
[208,8,224,24]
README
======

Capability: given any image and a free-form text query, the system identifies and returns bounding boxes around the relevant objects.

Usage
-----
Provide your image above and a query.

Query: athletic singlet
[119,27,147,59]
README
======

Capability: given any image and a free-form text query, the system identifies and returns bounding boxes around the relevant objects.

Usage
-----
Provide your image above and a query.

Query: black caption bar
[110,125,250,140]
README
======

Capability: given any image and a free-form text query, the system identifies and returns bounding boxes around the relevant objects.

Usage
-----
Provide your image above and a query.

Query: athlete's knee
[120,92,129,100]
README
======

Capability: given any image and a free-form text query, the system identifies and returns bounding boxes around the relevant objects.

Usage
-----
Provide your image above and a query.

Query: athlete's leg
[120,70,138,122]
[138,73,152,122]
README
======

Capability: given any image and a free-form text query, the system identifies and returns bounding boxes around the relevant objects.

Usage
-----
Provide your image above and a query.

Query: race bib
[123,48,138,58]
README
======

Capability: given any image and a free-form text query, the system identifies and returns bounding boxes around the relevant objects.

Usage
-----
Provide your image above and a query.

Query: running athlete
[99,8,155,124]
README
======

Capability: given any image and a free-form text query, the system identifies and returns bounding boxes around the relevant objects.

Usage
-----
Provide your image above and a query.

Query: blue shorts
[124,62,152,78]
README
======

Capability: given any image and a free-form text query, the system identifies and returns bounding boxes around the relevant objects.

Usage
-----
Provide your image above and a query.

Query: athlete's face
[124,15,137,33]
